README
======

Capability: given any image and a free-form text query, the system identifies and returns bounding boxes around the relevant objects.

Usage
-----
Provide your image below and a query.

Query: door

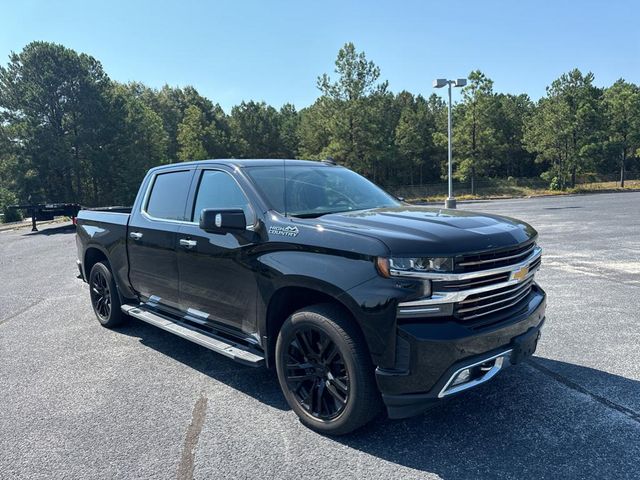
[177,168,259,334]
[128,169,194,311]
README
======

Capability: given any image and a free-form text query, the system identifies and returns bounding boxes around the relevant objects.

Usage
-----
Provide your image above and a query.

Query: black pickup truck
[76,159,545,434]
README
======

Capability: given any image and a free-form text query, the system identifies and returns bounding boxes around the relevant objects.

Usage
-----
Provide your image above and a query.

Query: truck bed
[76,207,133,299]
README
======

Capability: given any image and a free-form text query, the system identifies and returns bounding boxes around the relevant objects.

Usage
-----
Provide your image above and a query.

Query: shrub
[0,187,22,223]
[548,177,561,191]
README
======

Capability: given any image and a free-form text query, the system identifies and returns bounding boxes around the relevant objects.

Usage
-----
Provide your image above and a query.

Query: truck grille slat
[458,277,534,306]
[435,272,511,291]
[456,242,536,272]
[456,278,534,317]
[455,287,533,321]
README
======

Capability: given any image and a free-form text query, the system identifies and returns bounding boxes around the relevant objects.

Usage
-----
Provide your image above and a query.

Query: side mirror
[199,208,247,234]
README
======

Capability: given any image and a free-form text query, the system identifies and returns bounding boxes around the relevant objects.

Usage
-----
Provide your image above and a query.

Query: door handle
[179,238,197,249]
[130,232,143,240]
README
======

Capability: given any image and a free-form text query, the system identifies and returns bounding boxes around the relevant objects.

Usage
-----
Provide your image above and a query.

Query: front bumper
[377,284,546,419]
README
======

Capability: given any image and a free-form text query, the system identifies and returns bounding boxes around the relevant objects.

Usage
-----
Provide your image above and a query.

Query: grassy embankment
[404,180,640,203]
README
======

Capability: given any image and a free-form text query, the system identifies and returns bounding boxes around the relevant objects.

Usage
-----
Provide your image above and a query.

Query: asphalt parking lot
[1,192,639,480]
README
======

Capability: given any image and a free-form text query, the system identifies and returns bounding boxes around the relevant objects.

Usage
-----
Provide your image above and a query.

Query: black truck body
[76,159,546,434]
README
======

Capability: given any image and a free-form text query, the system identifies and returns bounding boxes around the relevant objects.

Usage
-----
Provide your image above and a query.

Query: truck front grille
[397,241,542,329]
[454,277,534,321]
[456,241,536,272]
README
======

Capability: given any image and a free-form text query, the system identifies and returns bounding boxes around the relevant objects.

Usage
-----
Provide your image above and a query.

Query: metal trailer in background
[8,203,82,231]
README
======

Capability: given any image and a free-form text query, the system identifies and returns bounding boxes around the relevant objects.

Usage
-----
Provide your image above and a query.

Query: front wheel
[275,304,381,435]
[89,261,126,328]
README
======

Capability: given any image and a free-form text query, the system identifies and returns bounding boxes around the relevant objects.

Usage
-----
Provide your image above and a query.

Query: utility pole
[433,78,467,209]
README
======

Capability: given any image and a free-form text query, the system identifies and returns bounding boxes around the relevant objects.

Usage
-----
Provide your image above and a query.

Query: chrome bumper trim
[438,350,512,398]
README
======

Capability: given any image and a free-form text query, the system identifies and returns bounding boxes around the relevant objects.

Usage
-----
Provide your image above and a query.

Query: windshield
[244,164,400,217]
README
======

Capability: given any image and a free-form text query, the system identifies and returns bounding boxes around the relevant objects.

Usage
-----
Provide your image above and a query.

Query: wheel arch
[83,244,136,305]
[263,282,368,368]
[84,246,110,279]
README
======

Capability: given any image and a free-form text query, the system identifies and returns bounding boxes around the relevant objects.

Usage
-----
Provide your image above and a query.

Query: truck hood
[313,206,537,256]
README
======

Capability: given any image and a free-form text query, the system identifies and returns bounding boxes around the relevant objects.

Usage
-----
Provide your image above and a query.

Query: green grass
[406,180,640,203]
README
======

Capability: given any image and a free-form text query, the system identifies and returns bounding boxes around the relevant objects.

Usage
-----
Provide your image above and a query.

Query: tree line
[1,41,639,216]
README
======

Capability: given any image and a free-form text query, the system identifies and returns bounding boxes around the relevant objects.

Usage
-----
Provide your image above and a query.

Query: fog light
[451,368,471,386]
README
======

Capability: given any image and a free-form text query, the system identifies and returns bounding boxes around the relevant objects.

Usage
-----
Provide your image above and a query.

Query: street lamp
[433,78,467,209]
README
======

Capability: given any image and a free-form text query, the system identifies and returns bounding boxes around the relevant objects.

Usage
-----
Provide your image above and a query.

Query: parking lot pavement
[1,192,639,480]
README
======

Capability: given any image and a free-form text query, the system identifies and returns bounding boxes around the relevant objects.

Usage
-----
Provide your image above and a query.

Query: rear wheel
[89,262,126,328]
[275,304,381,435]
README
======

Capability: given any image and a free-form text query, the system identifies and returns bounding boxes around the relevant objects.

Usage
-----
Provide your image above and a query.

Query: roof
[150,158,334,172]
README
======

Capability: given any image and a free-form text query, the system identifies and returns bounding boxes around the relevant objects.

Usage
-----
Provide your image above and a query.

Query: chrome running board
[121,304,264,367]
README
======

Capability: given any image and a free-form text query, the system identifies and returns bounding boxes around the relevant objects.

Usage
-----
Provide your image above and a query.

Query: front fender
[255,250,408,367]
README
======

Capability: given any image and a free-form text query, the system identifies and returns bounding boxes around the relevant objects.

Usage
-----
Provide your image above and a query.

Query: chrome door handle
[179,238,197,249]
[129,232,143,240]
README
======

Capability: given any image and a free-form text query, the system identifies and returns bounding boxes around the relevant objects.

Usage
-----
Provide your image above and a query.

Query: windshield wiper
[290,211,336,218]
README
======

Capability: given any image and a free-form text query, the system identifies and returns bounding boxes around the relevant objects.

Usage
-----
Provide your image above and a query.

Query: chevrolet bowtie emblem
[512,266,529,282]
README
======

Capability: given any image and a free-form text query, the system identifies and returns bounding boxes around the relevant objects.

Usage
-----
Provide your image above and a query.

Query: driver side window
[192,170,252,223]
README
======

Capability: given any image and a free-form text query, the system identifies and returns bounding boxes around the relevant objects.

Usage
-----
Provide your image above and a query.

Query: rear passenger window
[192,170,251,222]
[145,170,192,221]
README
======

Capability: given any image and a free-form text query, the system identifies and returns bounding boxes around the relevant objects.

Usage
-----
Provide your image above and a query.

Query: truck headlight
[375,257,432,296]
[375,256,453,278]
[389,256,454,274]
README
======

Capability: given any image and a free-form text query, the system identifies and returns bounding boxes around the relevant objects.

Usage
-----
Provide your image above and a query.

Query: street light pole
[433,78,467,209]
[447,81,453,209]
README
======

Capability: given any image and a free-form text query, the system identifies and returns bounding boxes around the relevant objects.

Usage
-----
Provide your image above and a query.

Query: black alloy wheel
[88,261,125,328]
[275,304,381,435]
[90,268,111,320]
[284,327,350,420]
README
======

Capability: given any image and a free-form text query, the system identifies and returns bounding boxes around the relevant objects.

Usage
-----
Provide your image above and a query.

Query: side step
[121,304,264,367]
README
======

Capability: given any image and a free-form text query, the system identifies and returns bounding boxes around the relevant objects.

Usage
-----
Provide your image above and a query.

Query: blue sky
[1,0,638,112]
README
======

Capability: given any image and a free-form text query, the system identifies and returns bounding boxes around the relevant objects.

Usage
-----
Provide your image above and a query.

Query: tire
[275,304,381,435]
[88,261,126,328]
